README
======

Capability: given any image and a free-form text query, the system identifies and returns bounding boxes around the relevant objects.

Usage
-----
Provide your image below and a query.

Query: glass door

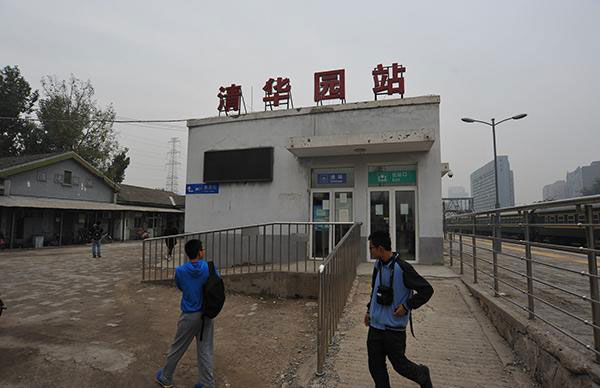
[395,191,416,261]
[311,192,331,258]
[368,188,418,262]
[369,190,390,236]
[334,191,353,245]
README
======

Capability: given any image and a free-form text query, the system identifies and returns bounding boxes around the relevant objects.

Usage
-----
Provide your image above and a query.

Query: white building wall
[186,97,442,263]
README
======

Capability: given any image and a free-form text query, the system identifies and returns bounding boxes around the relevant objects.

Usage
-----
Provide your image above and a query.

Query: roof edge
[187,95,440,128]
[0,151,120,191]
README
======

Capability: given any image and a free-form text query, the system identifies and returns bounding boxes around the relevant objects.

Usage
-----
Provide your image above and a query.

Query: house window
[63,170,73,185]
[37,171,47,182]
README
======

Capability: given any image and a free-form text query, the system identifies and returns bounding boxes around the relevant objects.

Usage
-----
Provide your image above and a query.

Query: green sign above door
[368,170,417,186]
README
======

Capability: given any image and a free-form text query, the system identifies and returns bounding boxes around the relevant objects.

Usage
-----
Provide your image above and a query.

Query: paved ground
[311,264,538,388]
[445,237,598,355]
[0,242,318,387]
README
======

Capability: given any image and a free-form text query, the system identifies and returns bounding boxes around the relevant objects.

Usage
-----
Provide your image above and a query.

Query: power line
[0,116,190,124]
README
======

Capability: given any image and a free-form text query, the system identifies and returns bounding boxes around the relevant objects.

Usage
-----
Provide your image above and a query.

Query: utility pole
[165,137,181,194]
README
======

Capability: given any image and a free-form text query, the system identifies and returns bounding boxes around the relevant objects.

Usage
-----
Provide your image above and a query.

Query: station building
[185,96,443,264]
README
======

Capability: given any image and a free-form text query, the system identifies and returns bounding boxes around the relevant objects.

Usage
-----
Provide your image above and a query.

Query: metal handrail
[444,198,600,360]
[141,221,355,281]
[316,222,362,376]
[142,220,363,376]
[446,194,600,218]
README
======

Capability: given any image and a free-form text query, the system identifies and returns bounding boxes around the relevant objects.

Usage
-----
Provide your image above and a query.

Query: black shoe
[420,365,433,388]
[98,255,101,258]
[93,255,96,258]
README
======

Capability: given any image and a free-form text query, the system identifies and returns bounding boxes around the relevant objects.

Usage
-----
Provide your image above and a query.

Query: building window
[557,215,564,223]
[567,215,575,223]
[37,171,47,182]
[63,170,73,185]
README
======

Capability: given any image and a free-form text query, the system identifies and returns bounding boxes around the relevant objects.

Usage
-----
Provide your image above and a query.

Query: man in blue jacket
[364,230,434,388]
[156,239,217,388]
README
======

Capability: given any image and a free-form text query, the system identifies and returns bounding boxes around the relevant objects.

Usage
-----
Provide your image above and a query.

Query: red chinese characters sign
[217,84,245,115]
[372,63,406,99]
[263,77,292,109]
[314,69,345,104]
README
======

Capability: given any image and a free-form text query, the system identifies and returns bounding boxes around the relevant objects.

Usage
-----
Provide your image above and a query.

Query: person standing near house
[163,223,179,260]
[90,221,103,258]
[156,239,221,388]
[365,230,434,388]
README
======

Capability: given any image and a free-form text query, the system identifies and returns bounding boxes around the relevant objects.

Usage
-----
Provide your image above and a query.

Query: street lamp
[461,113,527,256]
[461,114,527,211]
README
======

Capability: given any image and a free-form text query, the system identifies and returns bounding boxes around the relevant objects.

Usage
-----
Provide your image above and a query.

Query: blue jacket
[175,260,211,313]
[368,254,434,330]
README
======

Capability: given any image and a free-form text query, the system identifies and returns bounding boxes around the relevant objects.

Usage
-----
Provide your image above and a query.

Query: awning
[287,129,435,158]
[0,195,184,213]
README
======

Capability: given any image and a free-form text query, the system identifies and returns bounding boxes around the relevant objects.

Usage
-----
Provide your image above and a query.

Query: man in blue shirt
[364,230,434,388]
[156,239,217,388]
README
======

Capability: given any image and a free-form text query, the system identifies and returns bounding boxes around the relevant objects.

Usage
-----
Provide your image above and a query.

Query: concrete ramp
[311,266,536,387]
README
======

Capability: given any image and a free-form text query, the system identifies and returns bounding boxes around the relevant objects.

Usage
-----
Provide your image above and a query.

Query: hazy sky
[2,0,599,203]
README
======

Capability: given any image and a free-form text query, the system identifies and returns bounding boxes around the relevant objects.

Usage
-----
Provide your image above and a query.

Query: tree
[0,65,41,157]
[583,179,600,196]
[36,75,130,183]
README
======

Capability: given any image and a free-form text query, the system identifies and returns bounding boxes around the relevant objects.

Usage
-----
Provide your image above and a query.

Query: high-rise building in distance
[470,156,515,211]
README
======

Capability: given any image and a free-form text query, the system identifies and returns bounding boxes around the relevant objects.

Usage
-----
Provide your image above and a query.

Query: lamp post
[461,113,527,253]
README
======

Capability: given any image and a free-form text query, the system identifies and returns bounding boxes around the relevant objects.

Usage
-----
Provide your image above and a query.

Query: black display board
[203,147,274,183]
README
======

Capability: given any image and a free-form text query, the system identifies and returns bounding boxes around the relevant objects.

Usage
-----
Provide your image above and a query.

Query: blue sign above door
[317,173,347,185]
[186,183,219,194]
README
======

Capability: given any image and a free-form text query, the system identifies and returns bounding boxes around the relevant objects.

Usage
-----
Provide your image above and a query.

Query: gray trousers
[162,311,214,387]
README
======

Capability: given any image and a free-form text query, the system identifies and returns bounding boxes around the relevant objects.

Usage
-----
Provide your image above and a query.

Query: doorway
[310,189,354,259]
[368,187,417,261]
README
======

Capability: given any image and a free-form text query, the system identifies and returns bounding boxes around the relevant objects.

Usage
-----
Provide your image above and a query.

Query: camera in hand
[376,285,394,306]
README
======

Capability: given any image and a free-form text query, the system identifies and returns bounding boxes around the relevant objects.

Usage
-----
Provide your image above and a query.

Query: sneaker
[155,369,173,388]
[420,365,433,388]
[93,256,96,258]
[98,255,101,258]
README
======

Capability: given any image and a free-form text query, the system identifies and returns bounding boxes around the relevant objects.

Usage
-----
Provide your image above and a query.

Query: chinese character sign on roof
[314,69,345,104]
[263,77,293,110]
[217,84,247,115]
[372,63,406,100]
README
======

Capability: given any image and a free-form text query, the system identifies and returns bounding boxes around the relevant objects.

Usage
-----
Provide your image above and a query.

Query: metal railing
[444,194,600,360]
[142,221,356,280]
[317,222,362,376]
[142,221,363,375]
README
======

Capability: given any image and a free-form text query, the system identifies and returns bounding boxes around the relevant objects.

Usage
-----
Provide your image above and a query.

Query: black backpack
[203,261,225,319]
[200,261,225,341]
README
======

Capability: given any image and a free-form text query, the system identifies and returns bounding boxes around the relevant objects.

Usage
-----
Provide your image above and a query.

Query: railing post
[316,265,325,376]
[449,232,453,266]
[496,209,503,253]
[459,233,464,275]
[523,211,534,319]
[584,205,600,362]
[472,214,477,284]
[142,240,146,281]
[492,213,499,296]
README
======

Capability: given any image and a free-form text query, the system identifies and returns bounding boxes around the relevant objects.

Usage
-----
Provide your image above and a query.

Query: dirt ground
[0,242,317,387]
